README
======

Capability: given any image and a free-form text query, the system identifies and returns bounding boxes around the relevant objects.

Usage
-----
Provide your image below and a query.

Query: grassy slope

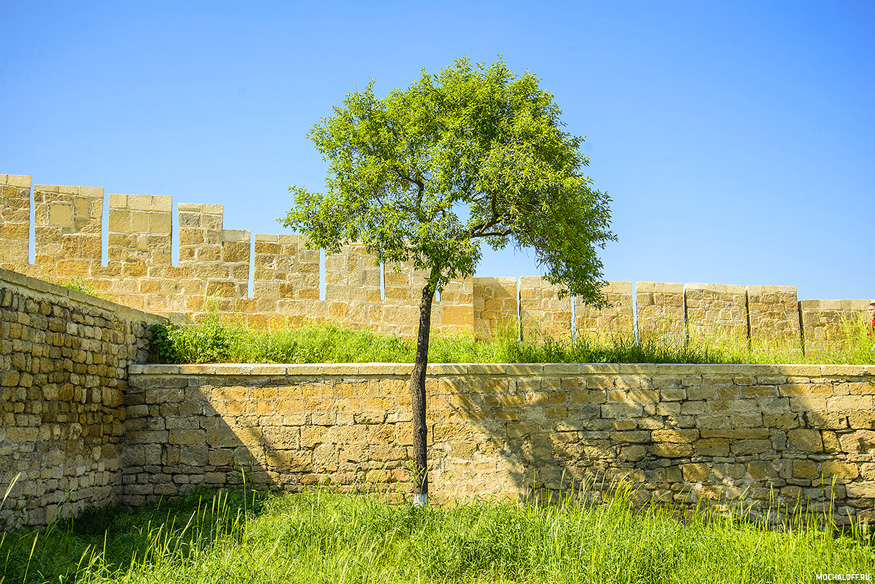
[151,315,875,366]
[2,489,872,583]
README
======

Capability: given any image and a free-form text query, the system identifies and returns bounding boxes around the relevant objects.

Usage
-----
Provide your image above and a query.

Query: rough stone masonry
[123,361,875,526]
[1,173,871,350]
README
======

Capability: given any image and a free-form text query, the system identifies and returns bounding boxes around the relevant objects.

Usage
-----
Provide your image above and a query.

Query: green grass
[60,277,112,301]
[2,486,872,583]
[150,313,875,365]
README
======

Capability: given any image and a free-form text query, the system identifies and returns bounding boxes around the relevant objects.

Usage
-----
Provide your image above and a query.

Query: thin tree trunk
[409,268,439,507]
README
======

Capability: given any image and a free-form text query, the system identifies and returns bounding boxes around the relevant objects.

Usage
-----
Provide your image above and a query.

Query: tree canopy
[283,57,615,302]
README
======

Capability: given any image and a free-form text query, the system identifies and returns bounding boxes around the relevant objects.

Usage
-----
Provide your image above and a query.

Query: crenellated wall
[473,277,518,340]
[0,175,31,265]
[747,285,803,349]
[1,174,871,350]
[520,276,572,342]
[575,281,635,340]
[635,282,686,345]
[800,299,873,354]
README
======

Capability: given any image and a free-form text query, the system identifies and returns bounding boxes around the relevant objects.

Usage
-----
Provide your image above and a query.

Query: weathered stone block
[731,439,772,455]
[840,431,875,455]
[846,482,875,499]
[788,429,824,453]
[681,463,709,482]
[745,461,777,480]
[695,438,729,457]
[792,460,818,480]
[649,443,693,458]
[168,429,205,446]
[652,429,698,443]
[822,461,859,480]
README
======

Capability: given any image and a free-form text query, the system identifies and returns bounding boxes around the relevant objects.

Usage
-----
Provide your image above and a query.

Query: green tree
[282,57,614,506]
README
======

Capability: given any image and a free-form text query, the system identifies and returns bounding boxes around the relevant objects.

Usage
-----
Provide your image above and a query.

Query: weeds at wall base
[3,479,872,584]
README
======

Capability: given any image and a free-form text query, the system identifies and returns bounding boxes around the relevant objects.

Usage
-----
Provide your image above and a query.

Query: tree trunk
[409,268,440,507]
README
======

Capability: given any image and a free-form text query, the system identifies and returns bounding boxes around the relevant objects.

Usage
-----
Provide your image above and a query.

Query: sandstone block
[613,419,636,431]
[126,430,168,444]
[822,461,859,480]
[731,439,772,455]
[822,431,841,454]
[840,431,875,455]
[792,460,818,480]
[762,414,799,431]
[788,429,824,453]
[848,412,875,430]
[601,403,643,418]
[168,429,205,446]
[620,445,647,462]
[609,431,650,444]
[747,461,778,480]
[649,443,693,458]
[681,463,709,482]
[846,482,875,499]
[207,428,242,448]
[659,388,685,401]
[695,438,729,456]
[652,429,698,443]
[208,449,234,466]
[828,395,873,411]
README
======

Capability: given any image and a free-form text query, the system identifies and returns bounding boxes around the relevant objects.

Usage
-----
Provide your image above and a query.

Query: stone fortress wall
[1,174,871,351]
[0,267,164,526]
[3,169,875,528]
[3,267,875,529]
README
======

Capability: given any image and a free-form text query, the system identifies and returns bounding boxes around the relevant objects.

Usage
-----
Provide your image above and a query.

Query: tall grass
[1,486,872,583]
[150,312,875,365]
[809,314,875,365]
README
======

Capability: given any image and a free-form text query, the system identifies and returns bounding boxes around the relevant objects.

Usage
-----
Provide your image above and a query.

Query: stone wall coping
[800,299,872,310]
[1,174,32,188]
[128,362,875,377]
[222,229,250,241]
[0,267,167,326]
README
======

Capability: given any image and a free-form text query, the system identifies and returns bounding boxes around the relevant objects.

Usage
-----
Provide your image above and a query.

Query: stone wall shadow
[124,364,875,526]
[123,371,273,506]
[124,366,415,506]
[430,364,875,526]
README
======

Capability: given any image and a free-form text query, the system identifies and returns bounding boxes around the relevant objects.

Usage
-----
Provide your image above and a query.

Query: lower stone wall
[127,363,875,524]
[0,267,165,527]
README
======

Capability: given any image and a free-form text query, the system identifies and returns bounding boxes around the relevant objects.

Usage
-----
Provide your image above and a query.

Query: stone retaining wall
[126,362,875,525]
[0,268,165,527]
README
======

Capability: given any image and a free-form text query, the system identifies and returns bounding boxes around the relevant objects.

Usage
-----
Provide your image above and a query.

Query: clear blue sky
[2,1,872,301]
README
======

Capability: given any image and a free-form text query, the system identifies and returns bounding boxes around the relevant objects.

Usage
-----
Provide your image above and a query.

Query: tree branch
[472,228,514,238]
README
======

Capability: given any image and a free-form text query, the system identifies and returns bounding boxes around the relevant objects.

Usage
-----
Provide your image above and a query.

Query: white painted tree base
[413,493,428,507]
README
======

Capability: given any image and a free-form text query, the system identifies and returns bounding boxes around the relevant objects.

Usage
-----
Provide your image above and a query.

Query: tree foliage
[282,57,615,301]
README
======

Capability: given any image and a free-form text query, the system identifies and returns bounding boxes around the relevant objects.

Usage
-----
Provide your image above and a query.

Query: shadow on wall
[126,364,875,526]
[0,267,162,528]
[428,364,875,525]
[123,366,415,506]
[124,372,279,505]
